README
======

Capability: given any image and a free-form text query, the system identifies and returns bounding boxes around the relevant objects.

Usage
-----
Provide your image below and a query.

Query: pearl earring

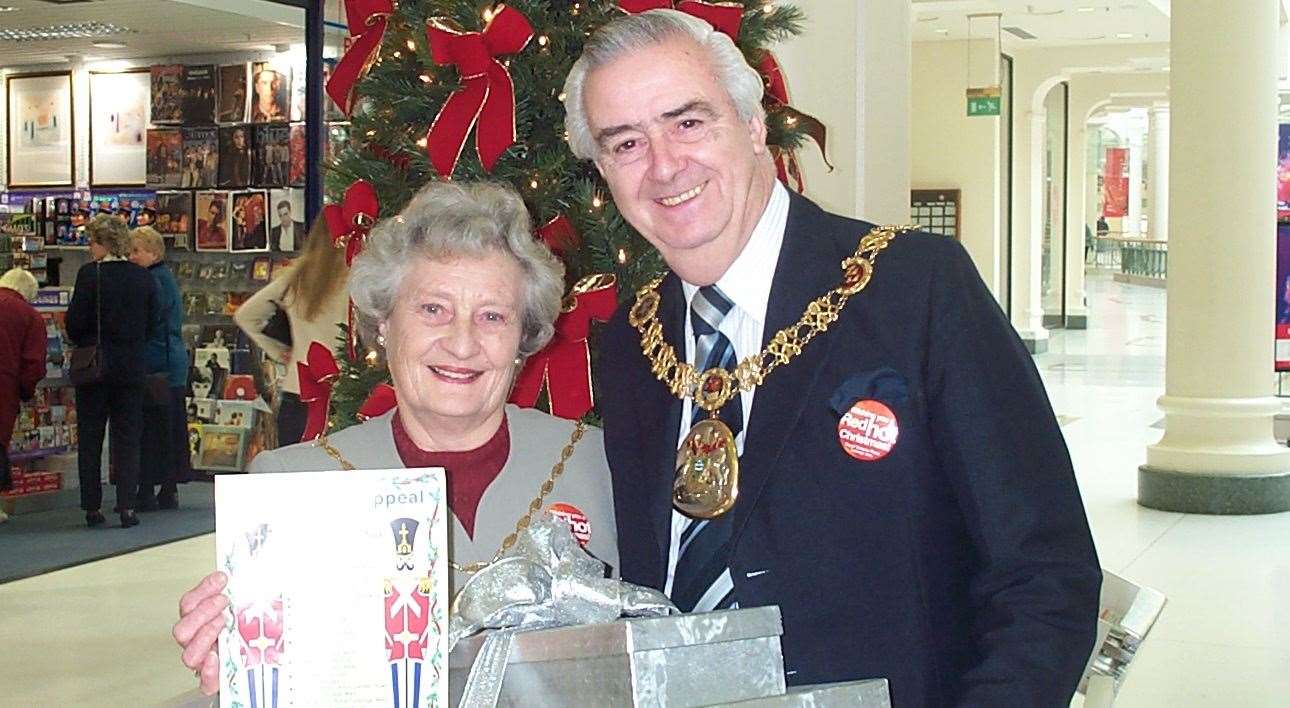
[377,334,386,347]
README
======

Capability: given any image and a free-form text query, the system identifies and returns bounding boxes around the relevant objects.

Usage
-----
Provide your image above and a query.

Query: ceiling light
[1115,32,1134,39]
[91,41,127,49]
[0,6,18,12]
[935,28,949,34]
[0,22,132,42]
[1076,6,1097,12]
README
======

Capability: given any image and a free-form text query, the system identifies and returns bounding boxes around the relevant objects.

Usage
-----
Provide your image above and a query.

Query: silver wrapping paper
[449,518,677,707]
[449,606,788,707]
[707,679,892,707]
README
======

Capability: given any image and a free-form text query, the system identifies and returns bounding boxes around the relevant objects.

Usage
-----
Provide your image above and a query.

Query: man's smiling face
[583,36,773,285]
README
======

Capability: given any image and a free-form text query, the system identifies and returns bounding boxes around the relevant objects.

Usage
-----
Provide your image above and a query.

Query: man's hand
[173,572,229,695]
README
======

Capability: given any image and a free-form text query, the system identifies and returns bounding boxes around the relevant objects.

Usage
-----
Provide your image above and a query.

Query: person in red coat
[0,268,46,513]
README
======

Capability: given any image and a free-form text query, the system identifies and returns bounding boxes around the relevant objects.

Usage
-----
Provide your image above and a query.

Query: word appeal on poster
[216,468,448,708]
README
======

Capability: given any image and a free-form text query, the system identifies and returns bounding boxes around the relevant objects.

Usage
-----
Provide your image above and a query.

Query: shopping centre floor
[1,271,1287,707]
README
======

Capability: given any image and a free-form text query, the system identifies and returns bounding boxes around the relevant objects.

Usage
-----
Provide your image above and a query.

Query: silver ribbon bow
[450,517,676,707]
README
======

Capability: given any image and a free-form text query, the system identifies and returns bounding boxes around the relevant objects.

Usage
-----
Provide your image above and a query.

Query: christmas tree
[322,0,817,429]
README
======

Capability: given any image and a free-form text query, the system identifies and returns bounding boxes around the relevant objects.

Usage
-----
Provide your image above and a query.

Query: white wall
[772,0,911,224]
[910,40,1002,295]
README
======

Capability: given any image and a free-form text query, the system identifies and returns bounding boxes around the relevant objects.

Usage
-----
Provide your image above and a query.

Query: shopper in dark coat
[0,268,46,502]
[129,226,190,510]
[67,215,157,528]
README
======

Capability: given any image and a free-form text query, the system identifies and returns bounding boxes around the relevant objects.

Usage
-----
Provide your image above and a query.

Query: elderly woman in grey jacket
[172,181,617,693]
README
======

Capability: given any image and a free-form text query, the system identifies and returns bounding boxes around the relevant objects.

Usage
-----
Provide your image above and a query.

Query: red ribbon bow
[510,274,617,420]
[324,180,380,266]
[297,341,341,442]
[536,213,580,257]
[425,5,533,177]
[326,0,395,116]
[357,383,398,421]
[619,0,743,36]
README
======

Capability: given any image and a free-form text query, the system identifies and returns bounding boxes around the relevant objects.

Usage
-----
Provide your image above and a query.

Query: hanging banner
[1102,147,1128,218]
[1275,125,1290,371]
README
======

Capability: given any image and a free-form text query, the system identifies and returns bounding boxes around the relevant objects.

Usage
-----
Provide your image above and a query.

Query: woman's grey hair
[0,267,38,302]
[85,214,131,257]
[348,181,565,358]
[562,8,765,161]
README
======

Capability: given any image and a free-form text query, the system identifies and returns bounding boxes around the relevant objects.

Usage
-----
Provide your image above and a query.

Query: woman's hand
[173,571,229,695]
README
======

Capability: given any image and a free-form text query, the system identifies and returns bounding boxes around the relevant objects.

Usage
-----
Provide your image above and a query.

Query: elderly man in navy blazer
[563,10,1101,706]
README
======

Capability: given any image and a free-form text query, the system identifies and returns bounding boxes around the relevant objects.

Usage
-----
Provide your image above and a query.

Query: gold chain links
[449,421,585,574]
[629,225,909,414]
[316,419,587,575]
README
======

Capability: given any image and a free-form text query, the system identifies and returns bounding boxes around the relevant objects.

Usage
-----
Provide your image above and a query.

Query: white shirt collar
[681,180,790,324]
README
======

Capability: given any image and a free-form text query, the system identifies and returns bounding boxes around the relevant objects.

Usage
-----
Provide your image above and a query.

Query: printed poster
[216,468,448,708]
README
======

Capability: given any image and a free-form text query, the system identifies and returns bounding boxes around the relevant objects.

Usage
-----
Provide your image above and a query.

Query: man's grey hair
[0,267,38,302]
[348,181,565,358]
[563,8,765,161]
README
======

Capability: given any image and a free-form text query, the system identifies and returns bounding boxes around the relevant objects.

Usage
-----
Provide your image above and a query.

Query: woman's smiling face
[379,250,525,440]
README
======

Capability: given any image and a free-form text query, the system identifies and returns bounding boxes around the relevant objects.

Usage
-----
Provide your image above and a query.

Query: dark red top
[0,287,47,446]
[391,411,510,539]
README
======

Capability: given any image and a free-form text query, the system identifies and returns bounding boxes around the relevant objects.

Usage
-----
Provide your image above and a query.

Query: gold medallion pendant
[674,417,740,519]
[630,225,910,520]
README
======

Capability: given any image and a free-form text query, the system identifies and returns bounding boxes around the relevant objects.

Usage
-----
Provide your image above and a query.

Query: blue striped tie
[671,285,742,613]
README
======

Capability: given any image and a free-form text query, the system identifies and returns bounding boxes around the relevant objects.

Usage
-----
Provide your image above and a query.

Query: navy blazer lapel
[733,192,850,539]
[636,273,685,581]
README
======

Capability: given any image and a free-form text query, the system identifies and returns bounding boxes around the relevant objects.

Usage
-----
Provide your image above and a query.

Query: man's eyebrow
[593,100,720,148]
[660,100,718,121]
[595,123,639,148]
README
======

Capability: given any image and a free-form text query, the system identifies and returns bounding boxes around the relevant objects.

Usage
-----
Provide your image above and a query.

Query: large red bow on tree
[297,341,341,442]
[620,0,744,36]
[326,0,395,116]
[358,383,398,421]
[324,180,380,360]
[617,0,829,190]
[323,180,379,266]
[424,5,533,177]
[536,213,580,257]
[510,274,617,420]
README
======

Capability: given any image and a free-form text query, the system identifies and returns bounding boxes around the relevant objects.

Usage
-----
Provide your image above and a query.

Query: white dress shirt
[664,181,791,596]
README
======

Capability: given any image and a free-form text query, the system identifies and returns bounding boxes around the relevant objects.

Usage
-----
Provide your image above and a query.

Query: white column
[1141,0,1290,514]
[1009,111,1049,351]
[1064,118,1089,327]
[855,0,912,224]
[1148,105,1170,241]
[1126,132,1144,235]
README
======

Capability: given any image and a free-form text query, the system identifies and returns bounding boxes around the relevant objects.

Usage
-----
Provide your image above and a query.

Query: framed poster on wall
[89,69,149,186]
[5,72,74,188]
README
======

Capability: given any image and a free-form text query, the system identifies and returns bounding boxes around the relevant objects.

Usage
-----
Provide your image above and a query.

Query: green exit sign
[966,87,1001,117]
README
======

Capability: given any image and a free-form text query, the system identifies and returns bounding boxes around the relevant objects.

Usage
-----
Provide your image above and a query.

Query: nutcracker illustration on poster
[216,469,447,708]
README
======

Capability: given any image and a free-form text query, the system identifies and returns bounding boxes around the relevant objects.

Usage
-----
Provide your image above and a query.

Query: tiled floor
[2,271,1288,707]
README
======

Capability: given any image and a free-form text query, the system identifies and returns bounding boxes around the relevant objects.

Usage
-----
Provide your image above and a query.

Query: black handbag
[68,263,105,386]
[262,301,292,347]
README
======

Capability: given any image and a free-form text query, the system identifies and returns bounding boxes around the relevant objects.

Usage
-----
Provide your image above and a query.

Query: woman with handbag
[0,268,46,521]
[129,226,189,510]
[67,215,157,528]
[233,219,348,446]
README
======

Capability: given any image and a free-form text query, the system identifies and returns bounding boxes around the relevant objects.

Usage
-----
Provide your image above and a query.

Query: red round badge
[837,399,900,461]
[546,503,592,547]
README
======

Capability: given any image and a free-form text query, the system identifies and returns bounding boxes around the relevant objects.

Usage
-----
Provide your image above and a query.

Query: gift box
[711,679,891,707]
[448,606,788,707]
